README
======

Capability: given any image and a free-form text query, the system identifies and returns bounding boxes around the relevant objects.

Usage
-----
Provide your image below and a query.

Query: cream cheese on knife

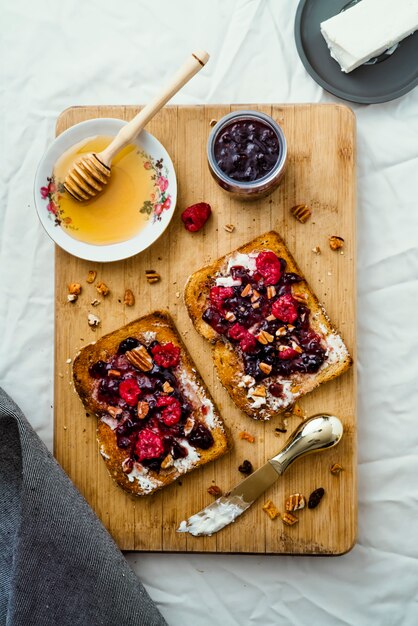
[320,0,418,73]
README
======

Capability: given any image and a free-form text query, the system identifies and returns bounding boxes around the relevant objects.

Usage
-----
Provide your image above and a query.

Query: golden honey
[53,136,155,245]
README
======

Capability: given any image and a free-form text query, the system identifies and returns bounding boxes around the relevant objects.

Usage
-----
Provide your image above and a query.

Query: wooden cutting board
[54,104,356,554]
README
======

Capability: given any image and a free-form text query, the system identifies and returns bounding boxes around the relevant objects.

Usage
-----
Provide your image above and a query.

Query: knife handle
[269,414,343,475]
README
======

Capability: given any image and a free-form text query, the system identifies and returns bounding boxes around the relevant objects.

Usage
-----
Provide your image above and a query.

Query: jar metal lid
[207,110,287,194]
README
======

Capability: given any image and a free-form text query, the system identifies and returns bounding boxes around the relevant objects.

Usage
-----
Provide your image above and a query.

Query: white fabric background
[1,1,417,624]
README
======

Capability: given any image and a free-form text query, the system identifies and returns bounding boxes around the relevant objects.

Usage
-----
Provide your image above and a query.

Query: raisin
[238,460,253,475]
[308,487,325,509]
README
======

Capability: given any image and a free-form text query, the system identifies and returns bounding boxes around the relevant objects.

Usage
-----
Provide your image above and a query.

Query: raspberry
[228,323,257,353]
[271,294,298,323]
[278,347,299,360]
[151,342,181,368]
[135,428,164,461]
[255,251,282,285]
[181,202,212,232]
[119,379,141,406]
[209,286,234,312]
[156,395,182,426]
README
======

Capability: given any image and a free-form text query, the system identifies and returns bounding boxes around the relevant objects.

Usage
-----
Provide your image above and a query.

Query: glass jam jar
[207,110,287,200]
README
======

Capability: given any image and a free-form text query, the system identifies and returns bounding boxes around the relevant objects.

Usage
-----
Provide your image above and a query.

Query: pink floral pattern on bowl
[139,153,172,222]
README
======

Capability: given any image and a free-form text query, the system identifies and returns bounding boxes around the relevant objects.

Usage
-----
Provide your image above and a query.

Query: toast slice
[73,311,231,496]
[184,231,352,421]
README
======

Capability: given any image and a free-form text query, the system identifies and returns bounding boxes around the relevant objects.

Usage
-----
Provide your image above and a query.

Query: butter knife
[177,414,343,536]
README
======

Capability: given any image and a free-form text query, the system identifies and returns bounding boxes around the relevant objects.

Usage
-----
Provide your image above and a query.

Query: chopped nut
[259,362,272,375]
[223,223,235,233]
[207,485,222,497]
[96,282,110,296]
[90,298,100,307]
[225,311,236,322]
[67,294,78,303]
[330,463,344,475]
[262,499,280,520]
[290,203,312,223]
[145,270,161,284]
[266,314,276,322]
[161,454,174,470]
[282,512,299,526]
[292,292,308,303]
[274,427,287,434]
[68,282,82,295]
[108,369,121,378]
[107,406,122,418]
[257,330,274,345]
[251,289,261,303]
[287,325,295,332]
[238,460,253,475]
[276,326,287,337]
[126,345,153,371]
[329,235,345,251]
[251,385,266,398]
[308,487,325,509]
[312,246,321,255]
[239,431,255,443]
[124,289,135,306]
[209,119,217,127]
[86,270,97,284]
[291,340,303,354]
[241,284,253,298]
[241,375,255,387]
[162,381,174,394]
[137,401,150,419]
[267,285,276,299]
[87,313,100,328]
[183,416,195,436]
[252,302,260,309]
[285,493,306,511]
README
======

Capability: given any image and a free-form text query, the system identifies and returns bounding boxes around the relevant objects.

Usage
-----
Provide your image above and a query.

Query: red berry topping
[135,428,164,461]
[228,323,257,353]
[271,294,298,323]
[181,202,212,232]
[209,286,234,312]
[119,379,141,406]
[151,342,181,369]
[255,251,282,285]
[278,346,299,360]
[156,395,182,426]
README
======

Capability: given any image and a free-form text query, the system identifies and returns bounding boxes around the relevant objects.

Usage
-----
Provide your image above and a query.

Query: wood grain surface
[54,104,356,554]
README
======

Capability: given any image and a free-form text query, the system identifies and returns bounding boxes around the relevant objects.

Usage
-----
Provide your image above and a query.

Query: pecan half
[262,499,280,520]
[126,345,153,371]
[145,270,161,284]
[282,512,299,526]
[257,330,274,345]
[329,235,344,251]
[239,431,255,443]
[207,485,222,497]
[86,270,97,284]
[124,289,135,306]
[137,401,150,419]
[285,493,306,511]
[290,203,312,223]
[161,454,174,470]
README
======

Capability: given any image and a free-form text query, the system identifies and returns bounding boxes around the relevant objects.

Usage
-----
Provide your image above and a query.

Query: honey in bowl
[51,136,166,246]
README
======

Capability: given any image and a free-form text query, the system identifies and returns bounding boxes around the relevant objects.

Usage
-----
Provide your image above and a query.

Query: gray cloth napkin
[0,388,167,626]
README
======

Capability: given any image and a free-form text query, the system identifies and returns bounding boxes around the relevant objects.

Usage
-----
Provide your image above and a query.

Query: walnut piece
[126,345,153,372]
[330,463,344,475]
[87,313,100,328]
[162,381,174,394]
[124,289,135,306]
[161,454,174,469]
[312,246,321,255]
[68,283,82,295]
[107,406,122,418]
[282,512,299,526]
[262,499,280,520]
[207,485,222,497]
[183,416,195,436]
[285,493,306,511]
[329,235,345,251]
[251,385,266,398]
[137,401,150,419]
[96,282,110,296]
[67,294,78,303]
[223,224,235,233]
[239,431,255,443]
[145,270,161,284]
[86,270,97,284]
[290,204,312,223]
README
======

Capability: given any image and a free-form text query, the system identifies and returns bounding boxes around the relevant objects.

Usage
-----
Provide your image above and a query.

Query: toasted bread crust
[184,232,352,420]
[73,311,231,495]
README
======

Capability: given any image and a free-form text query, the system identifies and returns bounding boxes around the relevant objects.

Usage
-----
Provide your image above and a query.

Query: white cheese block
[320,0,418,73]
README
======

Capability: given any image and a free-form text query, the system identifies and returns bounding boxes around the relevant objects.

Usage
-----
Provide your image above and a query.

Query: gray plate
[295,0,418,104]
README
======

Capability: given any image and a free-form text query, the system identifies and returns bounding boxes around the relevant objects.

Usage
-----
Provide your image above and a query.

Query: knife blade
[177,414,343,537]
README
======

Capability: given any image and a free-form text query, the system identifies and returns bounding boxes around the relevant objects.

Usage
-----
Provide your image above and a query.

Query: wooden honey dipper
[64,50,209,202]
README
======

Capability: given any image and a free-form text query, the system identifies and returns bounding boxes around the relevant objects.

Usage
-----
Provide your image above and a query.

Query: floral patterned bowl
[34,117,177,262]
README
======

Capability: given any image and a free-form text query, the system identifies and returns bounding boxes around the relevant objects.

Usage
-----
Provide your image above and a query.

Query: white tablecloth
[1,1,417,624]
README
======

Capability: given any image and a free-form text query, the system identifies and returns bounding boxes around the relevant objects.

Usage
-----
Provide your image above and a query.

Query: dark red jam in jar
[207,111,287,200]
[214,119,280,182]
